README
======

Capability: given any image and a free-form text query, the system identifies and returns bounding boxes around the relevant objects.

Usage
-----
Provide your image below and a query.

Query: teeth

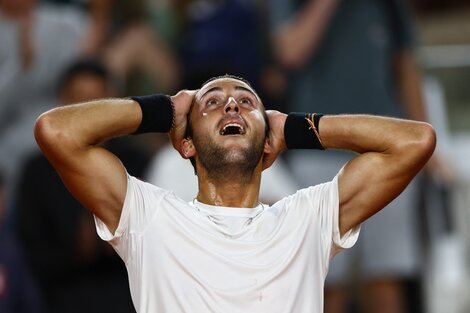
[224,124,242,131]
[221,123,244,135]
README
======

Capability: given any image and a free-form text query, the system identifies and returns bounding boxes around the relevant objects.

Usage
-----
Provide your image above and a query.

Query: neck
[196,165,262,208]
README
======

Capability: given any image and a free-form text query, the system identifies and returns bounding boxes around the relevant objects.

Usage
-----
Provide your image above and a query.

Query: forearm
[137,27,181,93]
[35,98,142,151]
[394,51,429,121]
[319,114,435,159]
[273,0,338,69]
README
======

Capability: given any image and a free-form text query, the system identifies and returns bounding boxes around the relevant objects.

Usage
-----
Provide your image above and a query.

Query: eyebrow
[235,86,258,99]
[200,85,258,100]
[200,87,223,99]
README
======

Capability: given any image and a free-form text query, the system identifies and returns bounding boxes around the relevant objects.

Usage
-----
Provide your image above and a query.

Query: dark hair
[184,74,270,175]
[201,74,254,91]
[57,58,110,94]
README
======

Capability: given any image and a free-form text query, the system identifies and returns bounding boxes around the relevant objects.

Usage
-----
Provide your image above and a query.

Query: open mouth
[220,123,245,135]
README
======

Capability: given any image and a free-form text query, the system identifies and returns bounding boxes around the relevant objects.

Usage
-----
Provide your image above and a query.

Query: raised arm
[34,91,195,234]
[34,98,142,234]
[264,112,436,236]
[271,0,339,69]
[319,115,436,236]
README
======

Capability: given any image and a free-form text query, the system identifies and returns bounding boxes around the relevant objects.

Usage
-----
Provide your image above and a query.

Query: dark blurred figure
[80,0,179,95]
[14,59,145,313]
[269,1,453,313]
[411,0,470,12]
[0,169,43,313]
[77,0,180,155]
[174,0,263,88]
[0,0,84,188]
[156,0,285,110]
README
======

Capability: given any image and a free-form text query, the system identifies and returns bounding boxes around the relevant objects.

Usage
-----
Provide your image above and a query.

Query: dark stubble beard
[194,134,265,182]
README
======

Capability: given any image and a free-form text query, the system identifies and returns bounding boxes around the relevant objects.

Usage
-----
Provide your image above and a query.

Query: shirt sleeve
[327,173,361,258]
[94,174,171,263]
[294,172,361,265]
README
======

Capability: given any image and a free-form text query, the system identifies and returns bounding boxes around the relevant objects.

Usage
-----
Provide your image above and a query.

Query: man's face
[188,77,268,178]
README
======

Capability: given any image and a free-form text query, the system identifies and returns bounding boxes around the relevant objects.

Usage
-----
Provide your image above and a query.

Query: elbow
[406,122,437,165]
[418,122,437,159]
[34,112,54,148]
[34,111,69,153]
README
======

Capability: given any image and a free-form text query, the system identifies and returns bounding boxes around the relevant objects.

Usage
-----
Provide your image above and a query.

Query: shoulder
[288,176,338,205]
[125,175,187,210]
[127,175,173,199]
[271,176,339,218]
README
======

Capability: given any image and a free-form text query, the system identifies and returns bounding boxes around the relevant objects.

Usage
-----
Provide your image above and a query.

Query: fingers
[172,89,198,101]
[262,110,287,170]
[169,89,198,157]
[266,110,287,151]
[171,89,198,118]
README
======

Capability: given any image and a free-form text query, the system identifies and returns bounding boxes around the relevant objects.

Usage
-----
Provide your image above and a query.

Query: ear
[263,136,273,155]
[181,138,196,159]
[262,136,278,170]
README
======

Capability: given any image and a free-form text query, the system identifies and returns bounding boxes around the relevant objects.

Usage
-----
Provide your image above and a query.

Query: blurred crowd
[0,0,468,313]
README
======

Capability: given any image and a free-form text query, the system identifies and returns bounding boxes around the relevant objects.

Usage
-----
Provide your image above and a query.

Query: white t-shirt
[95,173,360,313]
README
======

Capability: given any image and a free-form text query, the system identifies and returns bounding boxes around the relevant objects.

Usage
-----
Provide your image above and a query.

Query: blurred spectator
[172,0,264,88]
[14,59,142,313]
[411,0,470,12]
[0,0,85,189]
[270,0,452,312]
[154,0,287,110]
[80,0,179,95]
[0,169,43,313]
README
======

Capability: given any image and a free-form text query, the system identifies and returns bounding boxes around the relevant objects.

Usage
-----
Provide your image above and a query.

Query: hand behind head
[262,110,287,170]
[170,89,198,156]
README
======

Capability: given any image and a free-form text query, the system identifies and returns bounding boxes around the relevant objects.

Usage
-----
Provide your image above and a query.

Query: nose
[225,96,239,113]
